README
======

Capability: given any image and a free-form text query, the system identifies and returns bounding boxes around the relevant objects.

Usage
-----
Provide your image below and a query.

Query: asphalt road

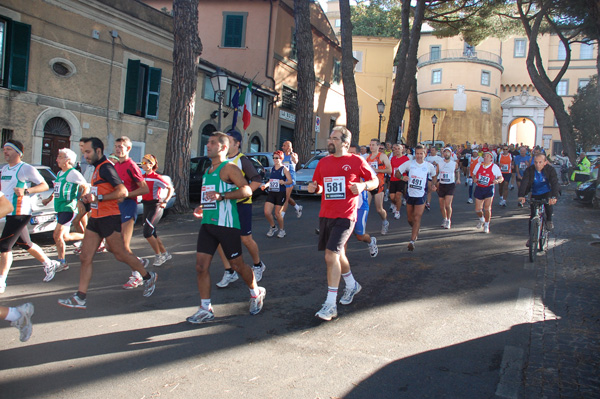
[0,182,580,398]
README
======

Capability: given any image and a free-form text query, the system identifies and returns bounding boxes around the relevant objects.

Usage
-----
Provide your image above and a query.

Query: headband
[4,143,23,157]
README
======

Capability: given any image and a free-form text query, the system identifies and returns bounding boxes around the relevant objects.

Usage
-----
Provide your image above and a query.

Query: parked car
[0,165,58,234]
[245,152,275,178]
[293,153,329,196]
[189,156,267,200]
[575,158,600,206]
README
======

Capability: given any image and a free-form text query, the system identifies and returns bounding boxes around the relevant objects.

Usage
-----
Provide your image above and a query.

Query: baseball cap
[443,147,452,153]
[226,130,243,143]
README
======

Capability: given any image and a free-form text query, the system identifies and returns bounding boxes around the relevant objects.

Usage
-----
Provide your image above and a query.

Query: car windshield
[37,168,56,187]
[305,155,324,169]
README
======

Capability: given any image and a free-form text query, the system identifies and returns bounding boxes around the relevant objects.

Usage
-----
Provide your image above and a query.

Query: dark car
[189,156,267,200]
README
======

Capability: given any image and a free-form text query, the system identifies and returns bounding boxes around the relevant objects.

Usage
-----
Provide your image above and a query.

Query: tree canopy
[570,75,600,151]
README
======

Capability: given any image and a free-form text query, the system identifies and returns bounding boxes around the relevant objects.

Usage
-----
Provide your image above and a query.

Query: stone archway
[32,108,82,165]
[501,91,548,147]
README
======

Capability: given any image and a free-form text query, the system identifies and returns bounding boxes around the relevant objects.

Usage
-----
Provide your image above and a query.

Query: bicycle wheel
[529,218,540,262]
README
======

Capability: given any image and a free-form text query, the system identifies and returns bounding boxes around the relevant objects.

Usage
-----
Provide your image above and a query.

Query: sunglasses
[141,160,153,165]
[273,157,281,160]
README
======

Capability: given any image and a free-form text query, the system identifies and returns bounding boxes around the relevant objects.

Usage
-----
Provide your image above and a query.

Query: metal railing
[417,49,502,67]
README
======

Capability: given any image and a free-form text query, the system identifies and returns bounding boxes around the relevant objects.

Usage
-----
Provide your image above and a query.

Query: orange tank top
[90,159,121,218]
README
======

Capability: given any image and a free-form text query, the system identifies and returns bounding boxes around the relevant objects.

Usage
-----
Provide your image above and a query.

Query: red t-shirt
[113,158,144,193]
[313,154,377,221]
[390,155,410,181]
[142,170,170,201]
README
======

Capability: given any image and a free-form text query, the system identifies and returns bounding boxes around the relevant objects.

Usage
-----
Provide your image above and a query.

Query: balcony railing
[417,49,503,68]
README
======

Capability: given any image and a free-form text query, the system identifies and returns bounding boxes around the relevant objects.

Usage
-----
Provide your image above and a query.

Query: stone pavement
[521,185,600,398]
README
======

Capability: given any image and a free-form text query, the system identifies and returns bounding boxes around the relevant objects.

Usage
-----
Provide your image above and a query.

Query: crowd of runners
[0,128,562,340]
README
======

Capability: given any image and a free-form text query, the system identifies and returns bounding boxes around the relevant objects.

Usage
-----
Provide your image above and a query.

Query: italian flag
[241,81,253,130]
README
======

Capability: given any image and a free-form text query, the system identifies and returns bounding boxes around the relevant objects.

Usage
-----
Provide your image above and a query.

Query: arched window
[250,136,261,152]
[200,124,216,155]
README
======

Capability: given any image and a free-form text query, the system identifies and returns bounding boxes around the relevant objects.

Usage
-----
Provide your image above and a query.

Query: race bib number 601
[324,176,346,200]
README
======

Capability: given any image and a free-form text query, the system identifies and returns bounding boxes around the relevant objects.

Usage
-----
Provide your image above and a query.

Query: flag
[231,85,241,129]
[242,81,253,130]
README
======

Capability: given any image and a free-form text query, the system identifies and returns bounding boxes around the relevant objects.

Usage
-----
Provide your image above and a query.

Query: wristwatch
[24,189,30,195]
[97,194,104,202]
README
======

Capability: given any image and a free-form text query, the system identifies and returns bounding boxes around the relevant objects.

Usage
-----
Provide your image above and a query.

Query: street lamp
[431,114,438,148]
[210,68,229,131]
[377,99,385,139]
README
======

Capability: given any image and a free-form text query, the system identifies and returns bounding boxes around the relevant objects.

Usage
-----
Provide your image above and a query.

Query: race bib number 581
[324,176,346,200]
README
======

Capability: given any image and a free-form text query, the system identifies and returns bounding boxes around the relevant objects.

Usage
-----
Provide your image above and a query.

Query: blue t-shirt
[532,170,551,196]
[514,155,531,173]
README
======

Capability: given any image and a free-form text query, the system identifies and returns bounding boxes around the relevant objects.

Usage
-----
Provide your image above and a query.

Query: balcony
[417,49,503,71]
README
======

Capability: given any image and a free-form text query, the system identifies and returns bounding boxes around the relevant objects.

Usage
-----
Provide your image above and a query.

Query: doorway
[42,117,71,173]
[279,126,294,150]
[508,117,536,148]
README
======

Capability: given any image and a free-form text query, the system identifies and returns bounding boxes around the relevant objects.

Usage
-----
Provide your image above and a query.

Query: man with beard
[437,148,461,229]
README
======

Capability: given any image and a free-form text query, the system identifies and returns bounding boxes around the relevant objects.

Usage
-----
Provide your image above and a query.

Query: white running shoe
[476,220,484,229]
[153,254,163,267]
[446,220,451,229]
[11,303,34,342]
[216,270,239,288]
[253,261,266,282]
[277,229,286,238]
[266,226,278,237]
[55,261,69,273]
[315,303,338,321]
[381,220,390,235]
[187,307,215,324]
[339,282,362,305]
[123,275,143,289]
[249,287,266,315]
[43,260,58,282]
[394,211,401,220]
[441,219,447,228]
[483,224,490,234]
[402,198,407,206]
[143,272,158,297]
[368,237,378,257]
[467,198,474,204]
[390,204,397,213]
[295,205,303,218]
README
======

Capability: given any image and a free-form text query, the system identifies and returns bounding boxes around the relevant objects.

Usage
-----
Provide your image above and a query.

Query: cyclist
[517,154,559,247]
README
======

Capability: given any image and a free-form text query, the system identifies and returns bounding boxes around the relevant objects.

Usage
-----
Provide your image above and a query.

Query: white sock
[201,299,212,310]
[281,211,286,218]
[133,271,142,279]
[480,216,485,222]
[342,271,357,289]
[249,286,259,298]
[4,307,21,322]
[43,260,52,267]
[0,275,6,286]
[294,204,300,211]
[484,222,489,227]
[326,286,338,305]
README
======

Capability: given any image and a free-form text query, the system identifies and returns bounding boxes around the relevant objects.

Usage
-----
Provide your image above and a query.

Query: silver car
[293,153,328,196]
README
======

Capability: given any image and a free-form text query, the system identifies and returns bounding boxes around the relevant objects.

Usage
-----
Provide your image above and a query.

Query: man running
[366,138,392,235]
[58,137,157,309]
[349,144,378,257]
[437,147,461,229]
[497,145,513,207]
[389,143,410,220]
[187,132,265,323]
[113,136,150,289]
[308,127,378,321]
[424,146,443,210]
[467,149,482,204]
[0,140,59,292]
[472,151,504,233]
[395,145,437,251]
[281,141,303,219]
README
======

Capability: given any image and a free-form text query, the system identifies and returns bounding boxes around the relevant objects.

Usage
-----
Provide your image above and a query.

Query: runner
[113,136,151,289]
[215,130,268,288]
[308,127,378,321]
[262,150,293,239]
[349,144,378,257]
[72,138,95,250]
[41,148,89,272]
[424,147,443,211]
[0,140,59,292]
[140,154,173,266]
[467,149,482,204]
[472,151,504,233]
[514,146,532,194]
[187,132,265,323]
[58,137,157,309]
[389,143,410,220]
[497,145,513,206]
[281,141,303,219]
[437,147,461,229]
[366,138,392,235]
[395,145,438,251]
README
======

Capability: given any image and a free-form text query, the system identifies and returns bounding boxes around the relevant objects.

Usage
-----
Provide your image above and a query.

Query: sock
[5,307,21,322]
[294,204,300,211]
[0,275,7,286]
[58,259,66,264]
[226,268,235,274]
[77,291,87,300]
[281,211,286,218]
[249,286,259,297]
[142,272,151,281]
[133,271,142,279]
[484,222,490,227]
[325,286,338,305]
[254,262,262,267]
[342,271,357,289]
[480,216,485,222]
[43,260,52,267]
[201,299,211,310]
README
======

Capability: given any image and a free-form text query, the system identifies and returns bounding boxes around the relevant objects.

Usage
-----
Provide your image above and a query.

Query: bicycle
[528,199,550,262]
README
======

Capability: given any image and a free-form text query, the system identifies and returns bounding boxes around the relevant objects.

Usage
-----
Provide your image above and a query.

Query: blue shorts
[474,185,495,200]
[286,172,296,189]
[57,211,77,227]
[406,195,426,206]
[118,198,138,224]
[354,208,368,236]
[237,202,252,236]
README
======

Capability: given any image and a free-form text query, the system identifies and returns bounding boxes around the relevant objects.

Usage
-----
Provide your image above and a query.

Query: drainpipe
[265,0,276,151]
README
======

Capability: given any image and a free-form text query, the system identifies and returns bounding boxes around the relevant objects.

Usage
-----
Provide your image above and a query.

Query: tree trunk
[294,0,316,164]
[163,0,202,213]
[339,0,360,145]
[385,0,426,145]
[407,77,420,147]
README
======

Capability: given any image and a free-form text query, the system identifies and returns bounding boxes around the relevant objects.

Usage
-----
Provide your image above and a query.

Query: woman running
[262,151,293,238]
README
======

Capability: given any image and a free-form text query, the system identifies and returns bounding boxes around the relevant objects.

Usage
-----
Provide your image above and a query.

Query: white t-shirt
[58,168,88,186]
[438,160,457,184]
[425,155,444,167]
[397,160,436,198]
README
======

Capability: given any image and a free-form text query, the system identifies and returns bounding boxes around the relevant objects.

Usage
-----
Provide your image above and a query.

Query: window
[290,27,297,61]
[353,50,363,72]
[514,39,526,58]
[1,128,13,146]
[335,19,341,28]
[430,45,441,61]
[481,98,490,113]
[580,42,594,59]
[0,17,31,90]
[556,80,568,96]
[281,86,297,111]
[123,59,162,119]
[332,58,341,84]
[481,70,491,86]
[431,69,442,84]
[250,136,261,152]
[578,79,590,89]
[252,94,264,118]
[221,12,247,48]
[464,43,475,57]
[557,41,567,60]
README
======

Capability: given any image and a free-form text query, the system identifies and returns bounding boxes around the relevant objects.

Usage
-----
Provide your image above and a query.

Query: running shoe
[153,254,164,267]
[55,261,69,273]
[43,260,58,282]
[390,204,397,213]
[402,198,407,206]
[546,221,554,231]
[483,224,490,234]
[249,287,266,315]
[143,272,158,297]
[123,275,143,289]
[476,220,484,229]
[467,198,474,204]
[394,211,401,220]
[339,282,362,305]
[11,303,34,342]
[499,199,507,207]
[58,293,86,309]
[266,226,278,237]
[441,220,447,228]
[0,284,5,294]
[186,307,215,324]
[295,205,303,218]
[408,241,415,251]
[445,220,451,230]
[154,252,171,266]
[139,258,150,269]
[96,242,107,253]
[368,237,378,257]
[510,185,515,190]
[277,229,286,238]
[425,202,431,211]
[381,220,390,235]
[315,303,337,321]
[216,270,239,287]
[253,261,266,282]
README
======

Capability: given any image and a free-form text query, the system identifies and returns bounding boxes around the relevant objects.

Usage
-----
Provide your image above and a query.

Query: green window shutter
[8,21,31,91]
[224,15,244,47]
[145,67,161,119]
[124,59,142,116]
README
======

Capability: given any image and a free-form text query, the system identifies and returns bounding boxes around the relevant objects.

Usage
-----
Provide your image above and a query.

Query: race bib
[269,179,280,192]
[53,181,62,196]
[370,162,378,171]
[440,172,451,183]
[201,185,217,210]
[478,175,491,186]
[90,186,98,209]
[501,164,509,172]
[324,176,346,200]
[409,177,424,191]
[519,162,527,170]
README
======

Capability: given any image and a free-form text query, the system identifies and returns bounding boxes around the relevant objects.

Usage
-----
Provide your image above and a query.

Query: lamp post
[210,68,229,131]
[431,114,438,148]
[377,99,385,140]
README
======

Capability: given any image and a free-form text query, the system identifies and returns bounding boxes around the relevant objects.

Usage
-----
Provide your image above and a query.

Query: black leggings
[142,201,164,239]
[0,215,33,252]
